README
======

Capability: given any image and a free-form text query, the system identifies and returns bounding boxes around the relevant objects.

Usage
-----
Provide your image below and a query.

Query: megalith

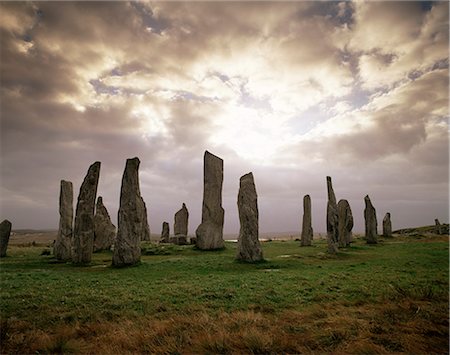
[195,151,225,250]
[112,157,150,267]
[93,196,116,252]
[435,219,442,235]
[0,220,12,257]
[72,162,100,264]
[301,195,313,246]
[174,203,189,237]
[337,199,353,247]
[326,176,339,254]
[382,212,392,238]
[236,173,263,262]
[161,222,170,243]
[54,180,73,261]
[364,195,378,244]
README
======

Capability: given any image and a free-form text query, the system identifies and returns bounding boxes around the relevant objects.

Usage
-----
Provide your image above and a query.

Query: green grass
[1,235,448,353]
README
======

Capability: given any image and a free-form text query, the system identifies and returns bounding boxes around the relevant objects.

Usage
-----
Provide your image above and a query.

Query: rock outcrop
[54,180,73,261]
[383,212,392,238]
[337,199,353,247]
[236,173,263,262]
[93,197,116,252]
[174,203,189,237]
[161,222,170,243]
[112,157,150,267]
[0,220,12,257]
[195,151,225,250]
[364,195,378,244]
[301,195,313,246]
[72,162,100,264]
[326,176,339,254]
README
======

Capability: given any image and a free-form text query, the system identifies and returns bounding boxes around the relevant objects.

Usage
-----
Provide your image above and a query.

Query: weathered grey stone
[72,162,100,264]
[54,180,73,261]
[383,212,392,238]
[337,199,353,247]
[364,195,378,244]
[435,219,442,235]
[113,157,150,267]
[169,235,188,245]
[326,176,339,254]
[93,197,116,252]
[161,222,170,243]
[0,220,12,257]
[195,151,225,250]
[174,203,189,236]
[236,172,263,262]
[301,195,313,246]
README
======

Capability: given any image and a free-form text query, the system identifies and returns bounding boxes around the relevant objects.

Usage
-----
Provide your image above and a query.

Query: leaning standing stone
[93,197,116,252]
[364,195,378,244]
[326,176,339,254]
[0,220,12,257]
[337,199,353,247]
[174,203,189,237]
[112,157,150,267]
[161,222,170,243]
[382,213,392,238]
[54,180,73,261]
[236,173,263,262]
[301,195,313,246]
[72,162,101,264]
[195,151,225,250]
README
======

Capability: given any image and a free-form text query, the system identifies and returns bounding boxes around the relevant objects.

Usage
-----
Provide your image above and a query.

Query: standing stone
[435,219,442,235]
[364,195,378,244]
[0,220,12,257]
[112,157,150,267]
[326,176,339,254]
[236,173,263,262]
[54,180,73,261]
[301,195,313,246]
[161,222,170,243]
[174,203,189,237]
[383,212,392,238]
[93,197,116,252]
[195,151,225,250]
[337,199,353,247]
[72,162,100,264]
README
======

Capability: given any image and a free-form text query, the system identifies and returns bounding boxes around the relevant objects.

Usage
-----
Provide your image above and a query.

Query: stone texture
[54,180,73,261]
[364,195,378,244]
[174,203,189,236]
[93,197,116,252]
[383,212,392,238]
[301,195,313,246]
[326,176,339,254]
[236,173,263,262]
[435,219,442,235]
[161,222,170,243]
[113,157,150,267]
[72,162,100,264]
[195,151,225,250]
[337,199,353,247]
[0,220,12,257]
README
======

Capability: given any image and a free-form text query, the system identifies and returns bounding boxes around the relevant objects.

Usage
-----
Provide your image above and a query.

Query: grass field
[0,234,448,354]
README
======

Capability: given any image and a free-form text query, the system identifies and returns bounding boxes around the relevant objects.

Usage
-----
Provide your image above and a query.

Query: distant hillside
[393,224,449,235]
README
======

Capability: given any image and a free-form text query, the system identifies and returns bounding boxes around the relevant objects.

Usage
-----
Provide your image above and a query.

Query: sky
[0,1,448,235]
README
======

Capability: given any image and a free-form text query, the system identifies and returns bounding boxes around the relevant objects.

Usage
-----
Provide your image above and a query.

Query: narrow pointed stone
[54,180,73,261]
[435,219,442,235]
[364,195,378,244]
[337,199,353,247]
[112,157,150,267]
[326,176,339,254]
[93,197,116,252]
[301,195,313,246]
[195,151,225,250]
[161,222,170,243]
[382,212,392,238]
[0,220,12,257]
[72,162,100,264]
[174,203,189,236]
[236,173,263,262]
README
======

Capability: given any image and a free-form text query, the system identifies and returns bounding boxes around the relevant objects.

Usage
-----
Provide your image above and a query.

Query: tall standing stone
[93,197,116,252]
[195,151,225,250]
[337,199,353,247]
[0,220,12,257]
[364,195,378,244]
[161,222,170,243]
[326,176,339,254]
[112,157,150,267]
[435,219,442,235]
[236,173,263,262]
[72,162,100,264]
[54,180,73,261]
[174,203,189,237]
[383,212,392,238]
[301,195,313,246]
